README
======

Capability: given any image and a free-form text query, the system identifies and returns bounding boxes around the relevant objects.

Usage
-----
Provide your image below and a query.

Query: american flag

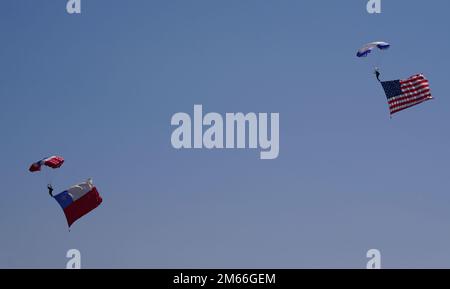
[381,74,433,115]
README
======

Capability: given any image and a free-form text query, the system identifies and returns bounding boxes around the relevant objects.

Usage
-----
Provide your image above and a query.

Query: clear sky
[1,0,449,268]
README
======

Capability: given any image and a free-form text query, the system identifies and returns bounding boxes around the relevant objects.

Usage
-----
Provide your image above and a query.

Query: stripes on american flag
[381,74,433,115]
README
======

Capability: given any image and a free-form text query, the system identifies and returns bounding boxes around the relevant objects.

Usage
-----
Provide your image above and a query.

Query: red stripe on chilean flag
[63,187,103,227]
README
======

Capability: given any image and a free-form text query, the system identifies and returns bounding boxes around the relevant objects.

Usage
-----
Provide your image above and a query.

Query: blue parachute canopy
[357,41,390,58]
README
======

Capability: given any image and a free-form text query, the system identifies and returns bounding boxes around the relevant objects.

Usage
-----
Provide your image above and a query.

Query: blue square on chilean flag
[54,191,73,209]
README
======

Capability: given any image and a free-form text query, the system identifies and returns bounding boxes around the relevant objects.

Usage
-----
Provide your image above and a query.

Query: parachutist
[375,68,381,82]
[47,184,54,197]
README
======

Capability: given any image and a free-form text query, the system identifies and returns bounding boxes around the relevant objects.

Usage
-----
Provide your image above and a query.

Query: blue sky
[1,0,449,268]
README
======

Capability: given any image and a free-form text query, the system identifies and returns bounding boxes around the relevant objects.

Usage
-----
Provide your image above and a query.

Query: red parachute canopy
[29,156,65,172]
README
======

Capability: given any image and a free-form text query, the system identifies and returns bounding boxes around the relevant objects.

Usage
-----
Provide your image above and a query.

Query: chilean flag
[54,179,103,227]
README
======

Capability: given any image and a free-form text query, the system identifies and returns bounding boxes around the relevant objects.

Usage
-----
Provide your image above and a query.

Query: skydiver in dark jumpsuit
[375,68,381,82]
[47,184,54,197]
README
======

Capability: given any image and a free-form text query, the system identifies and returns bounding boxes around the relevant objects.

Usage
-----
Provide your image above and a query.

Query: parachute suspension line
[375,53,385,80]
[375,50,382,71]
[43,167,51,188]
[372,49,383,82]
[29,156,65,195]
[356,41,390,81]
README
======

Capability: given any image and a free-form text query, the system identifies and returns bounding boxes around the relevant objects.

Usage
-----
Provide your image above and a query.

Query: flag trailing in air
[54,179,102,227]
[381,74,433,115]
